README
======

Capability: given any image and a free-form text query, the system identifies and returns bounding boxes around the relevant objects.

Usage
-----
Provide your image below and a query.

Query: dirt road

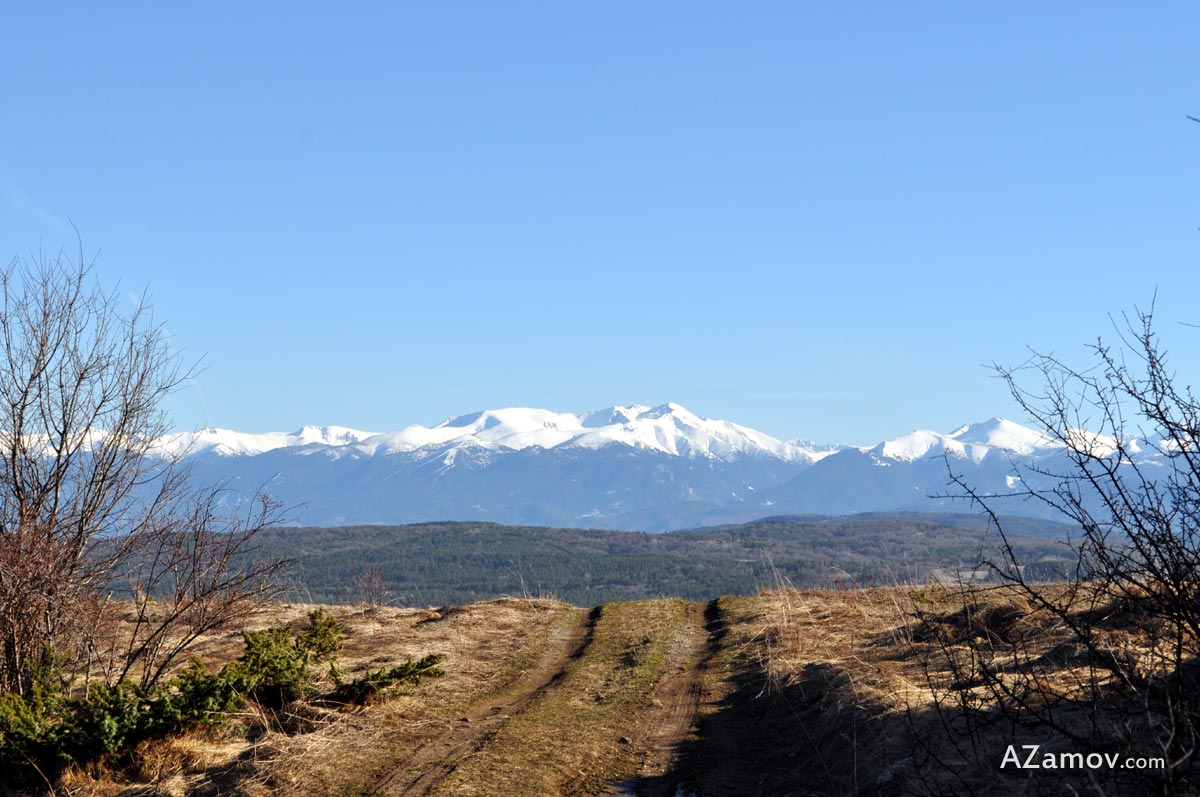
[375,599,724,797]
[372,606,599,796]
[602,600,715,797]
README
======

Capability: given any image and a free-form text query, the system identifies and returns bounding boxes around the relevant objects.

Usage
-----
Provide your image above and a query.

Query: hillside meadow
[0,580,1173,796]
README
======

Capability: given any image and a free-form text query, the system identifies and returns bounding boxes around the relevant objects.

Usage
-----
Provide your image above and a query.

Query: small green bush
[331,653,445,705]
[230,608,348,705]
[168,658,243,725]
[0,665,241,775]
[58,682,150,765]
[0,649,69,769]
[297,608,345,664]
[0,609,438,785]
[232,624,312,706]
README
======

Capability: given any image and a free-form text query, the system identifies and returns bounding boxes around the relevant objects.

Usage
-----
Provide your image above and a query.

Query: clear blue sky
[2,3,1199,445]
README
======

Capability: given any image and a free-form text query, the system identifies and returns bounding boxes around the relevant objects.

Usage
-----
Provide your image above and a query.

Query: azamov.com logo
[1001,745,1165,772]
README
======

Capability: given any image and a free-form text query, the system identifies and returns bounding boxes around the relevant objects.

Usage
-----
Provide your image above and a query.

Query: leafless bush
[0,248,286,697]
[923,307,1200,793]
[354,563,392,608]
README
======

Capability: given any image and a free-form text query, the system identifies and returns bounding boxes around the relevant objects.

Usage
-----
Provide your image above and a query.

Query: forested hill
[262,513,1075,606]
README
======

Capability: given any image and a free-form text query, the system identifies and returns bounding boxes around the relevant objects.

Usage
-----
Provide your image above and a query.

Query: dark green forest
[259,513,1075,606]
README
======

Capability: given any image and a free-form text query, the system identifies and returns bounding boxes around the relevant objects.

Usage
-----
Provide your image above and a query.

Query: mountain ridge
[142,402,1127,530]
[154,403,1060,463]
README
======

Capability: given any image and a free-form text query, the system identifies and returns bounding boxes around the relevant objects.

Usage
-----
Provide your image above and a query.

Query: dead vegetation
[690,580,1187,796]
[27,596,718,797]
[0,256,287,702]
[3,582,1185,797]
[432,598,692,797]
[10,597,570,797]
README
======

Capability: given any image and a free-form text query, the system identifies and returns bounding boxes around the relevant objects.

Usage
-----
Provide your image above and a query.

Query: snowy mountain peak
[566,403,809,461]
[947,417,1054,455]
[292,425,377,446]
[640,402,696,421]
[153,404,838,464]
[137,409,1170,530]
[578,405,651,428]
[869,418,1057,464]
[435,407,578,435]
[787,438,845,455]
[353,403,816,462]
[151,424,376,459]
[875,429,956,462]
[151,410,1060,470]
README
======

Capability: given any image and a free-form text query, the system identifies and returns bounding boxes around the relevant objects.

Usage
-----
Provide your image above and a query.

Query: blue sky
[2,3,1199,445]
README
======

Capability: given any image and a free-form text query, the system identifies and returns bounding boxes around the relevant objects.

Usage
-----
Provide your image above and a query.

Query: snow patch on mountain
[147,409,1074,472]
[876,429,954,462]
[151,425,377,458]
[869,417,1065,465]
[948,418,1055,455]
[131,408,1160,530]
[348,403,829,463]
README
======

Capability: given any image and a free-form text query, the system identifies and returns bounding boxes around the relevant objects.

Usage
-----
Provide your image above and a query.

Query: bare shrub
[924,307,1200,793]
[354,563,392,608]
[0,249,286,697]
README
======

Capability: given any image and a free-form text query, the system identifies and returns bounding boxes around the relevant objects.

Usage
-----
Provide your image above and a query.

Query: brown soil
[425,598,699,796]
[602,600,715,797]
[372,606,599,796]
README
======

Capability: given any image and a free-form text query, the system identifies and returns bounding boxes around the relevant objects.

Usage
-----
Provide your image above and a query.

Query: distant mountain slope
[263,513,1077,606]
[148,403,1144,529]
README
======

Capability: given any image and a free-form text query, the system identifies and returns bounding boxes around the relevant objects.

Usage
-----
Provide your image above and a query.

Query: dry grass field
[11,582,1178,797]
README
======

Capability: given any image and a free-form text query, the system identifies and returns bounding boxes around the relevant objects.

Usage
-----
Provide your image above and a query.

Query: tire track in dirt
[602,599,719,797]
[373,605,600,797]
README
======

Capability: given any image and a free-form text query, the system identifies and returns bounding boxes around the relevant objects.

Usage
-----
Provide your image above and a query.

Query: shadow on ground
[632,601,904,797]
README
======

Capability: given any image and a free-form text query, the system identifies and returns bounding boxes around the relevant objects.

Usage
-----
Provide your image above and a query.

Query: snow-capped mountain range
[156,404,1102,531]
[153,403,831,463]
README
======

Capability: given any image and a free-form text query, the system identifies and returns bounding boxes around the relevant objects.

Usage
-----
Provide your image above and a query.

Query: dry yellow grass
[714,581,1179,795]
[50,597,572,797]
[433,598,692,797]
[26,583,1176,797]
